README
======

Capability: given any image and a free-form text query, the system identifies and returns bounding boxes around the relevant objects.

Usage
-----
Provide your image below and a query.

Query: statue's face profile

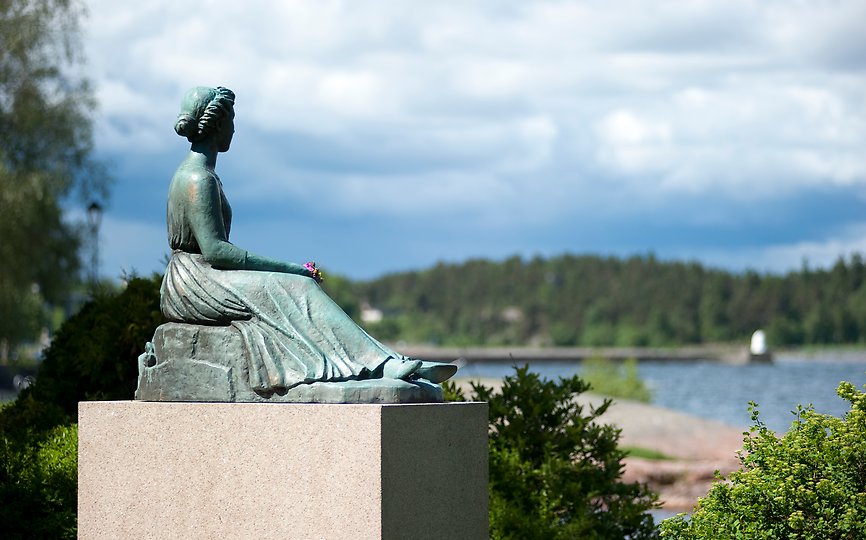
[218,110,235,153]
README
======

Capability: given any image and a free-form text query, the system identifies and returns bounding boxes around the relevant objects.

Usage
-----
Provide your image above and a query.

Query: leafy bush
[660,381,866,539]
[29,275,163,417]
[450,366,659,539]
[581,356,652,403]
[0,421,78,540]
[0,275,163,538]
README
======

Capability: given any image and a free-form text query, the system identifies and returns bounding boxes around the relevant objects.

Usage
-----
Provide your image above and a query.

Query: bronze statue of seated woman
[136,86,456,403]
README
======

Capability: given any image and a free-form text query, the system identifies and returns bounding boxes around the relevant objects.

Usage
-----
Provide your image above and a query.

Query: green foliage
[321,272,360,320]
[581,357,652,402]
[660,382,866,539]
[464,366,659,539]
[363,317,403,342]
[30,275,163,417]
[356,253,866,347]
[440,379,466,402]
[0,274,163,537]
[0,420,78,540]
[622,446,672,461]
[0,390,69,444]
[0,0,110,352]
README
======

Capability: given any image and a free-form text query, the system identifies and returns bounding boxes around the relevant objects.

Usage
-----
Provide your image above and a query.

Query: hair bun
[174,114,198,140]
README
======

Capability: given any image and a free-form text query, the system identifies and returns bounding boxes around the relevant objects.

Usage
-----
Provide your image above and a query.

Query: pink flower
[304,261,324,283]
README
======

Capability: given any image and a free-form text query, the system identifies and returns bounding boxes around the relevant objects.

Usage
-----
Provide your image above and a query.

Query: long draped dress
[160,174,406,394]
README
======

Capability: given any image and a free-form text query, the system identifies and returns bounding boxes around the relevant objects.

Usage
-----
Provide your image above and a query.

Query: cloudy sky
[82,0,866,280]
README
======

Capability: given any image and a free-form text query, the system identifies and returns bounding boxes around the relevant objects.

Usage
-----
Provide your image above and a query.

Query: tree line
[345,253,866,348]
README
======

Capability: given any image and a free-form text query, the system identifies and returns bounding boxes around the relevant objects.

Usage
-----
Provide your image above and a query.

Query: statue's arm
[187,177,311,276]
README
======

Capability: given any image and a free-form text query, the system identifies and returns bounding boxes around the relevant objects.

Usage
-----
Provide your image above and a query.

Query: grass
[581,356,653,403]
[622,446,673,460]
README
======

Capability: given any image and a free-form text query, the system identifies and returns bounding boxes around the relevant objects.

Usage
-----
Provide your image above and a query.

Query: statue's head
[174,86,236,151]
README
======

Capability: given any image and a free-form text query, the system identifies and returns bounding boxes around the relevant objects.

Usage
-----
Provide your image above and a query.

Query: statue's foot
[413,361,458,384]
[382,358,422,380]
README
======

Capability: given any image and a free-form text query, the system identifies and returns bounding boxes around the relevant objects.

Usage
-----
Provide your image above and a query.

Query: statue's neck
[188,141,218,170]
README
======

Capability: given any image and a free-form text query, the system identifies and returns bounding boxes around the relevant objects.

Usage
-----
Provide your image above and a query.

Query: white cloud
[85,0,866,190]
[592,78,866,197]
[315,71,388,117]
[596,110,673,173]
[81,0,866,277]
[454,59,532,99]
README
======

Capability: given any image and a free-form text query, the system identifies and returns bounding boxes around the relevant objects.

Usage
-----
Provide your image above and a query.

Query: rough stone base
[78,401,488,540]
[135,323,443,403]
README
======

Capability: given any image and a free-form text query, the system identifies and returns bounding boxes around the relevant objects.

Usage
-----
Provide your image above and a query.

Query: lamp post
[86,202,103,290]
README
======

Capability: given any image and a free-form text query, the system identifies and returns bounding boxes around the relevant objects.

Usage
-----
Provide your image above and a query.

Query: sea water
[458,352,866,433]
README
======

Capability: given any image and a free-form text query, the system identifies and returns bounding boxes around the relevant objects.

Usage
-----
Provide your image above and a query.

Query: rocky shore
[455,377,746,513]
[576,393,745,512]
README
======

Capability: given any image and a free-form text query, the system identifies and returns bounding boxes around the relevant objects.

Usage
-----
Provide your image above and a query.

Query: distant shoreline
[395,343,866,363]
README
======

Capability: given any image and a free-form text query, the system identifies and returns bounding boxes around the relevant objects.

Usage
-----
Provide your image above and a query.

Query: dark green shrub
[0,421,78,540]
[0,275,163,538]
[453,366,659,539]
[0,391,68,442]
[660,382,866,539]
[29,275,163,417]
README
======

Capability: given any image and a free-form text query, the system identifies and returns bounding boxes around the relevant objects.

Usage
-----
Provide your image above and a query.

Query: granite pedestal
[78,401,487,540]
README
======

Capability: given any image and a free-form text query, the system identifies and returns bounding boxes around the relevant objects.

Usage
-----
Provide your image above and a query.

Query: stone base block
[78,401,488,540]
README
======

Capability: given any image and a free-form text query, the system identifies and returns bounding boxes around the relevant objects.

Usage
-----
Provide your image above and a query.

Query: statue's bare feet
[413,361,458,383]
[382,358,422,380]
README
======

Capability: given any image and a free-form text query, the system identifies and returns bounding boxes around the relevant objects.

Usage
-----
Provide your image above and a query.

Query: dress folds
[161,251,401,393]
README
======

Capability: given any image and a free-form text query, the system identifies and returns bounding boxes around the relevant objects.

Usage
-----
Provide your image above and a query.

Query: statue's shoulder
[170,166,220,199]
